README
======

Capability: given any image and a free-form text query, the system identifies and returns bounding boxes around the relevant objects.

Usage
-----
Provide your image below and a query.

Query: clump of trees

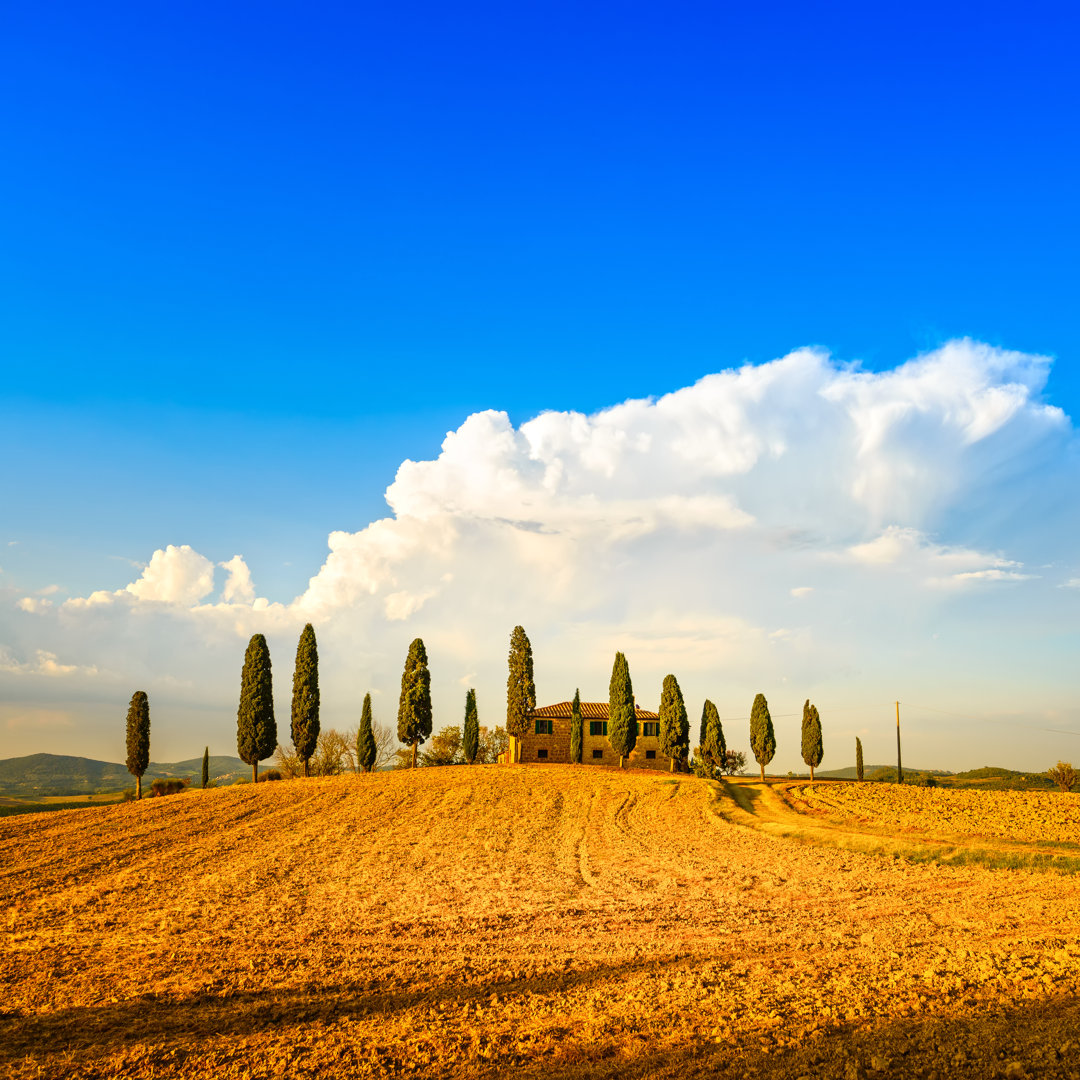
[658,675,689,771]
[1048,761,1077,792]
[749,693,775,781]
[149,777,189,797]
[237,634,276,783]
[506,626,535,763]
[394,724,508,768]
[801,700,823,781]
[398,638,432,768]
[125,690,150,800]
[608,651,636,768]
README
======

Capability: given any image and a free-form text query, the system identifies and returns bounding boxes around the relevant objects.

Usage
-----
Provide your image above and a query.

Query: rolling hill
[1,765,1078,1079]
[0,752,249,797]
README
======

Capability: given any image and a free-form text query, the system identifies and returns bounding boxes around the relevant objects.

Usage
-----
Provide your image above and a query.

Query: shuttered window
[589,721,608,736]
[534,718,554,735]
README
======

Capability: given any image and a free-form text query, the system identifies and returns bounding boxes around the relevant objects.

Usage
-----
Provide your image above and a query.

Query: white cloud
[126,544,216,605]
[0,647,98,677]
[13,339,1079,768]
[220,555,255,604]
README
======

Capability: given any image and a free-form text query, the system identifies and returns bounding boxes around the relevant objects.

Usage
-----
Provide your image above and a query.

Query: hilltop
[0,752,248,797]
[2,765,1078,1079]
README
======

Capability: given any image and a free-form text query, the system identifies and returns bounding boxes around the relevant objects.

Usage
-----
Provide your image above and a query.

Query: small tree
[397,637,432,768]
[125,690,150,800]
[478,725,509,764]
[801,699,823,781]
[463,689,479,764]
[856,736,864,781]
[1047,761,1078,792]
[291,623,320,777]
[357,693,377,773]
[720,750,747,775]
[420,726,464,766]
[697,699,726,769]
[201,746,209,789]
[237,633,277,784]
[749,692,776,782]
[608,651,636,768]
[658,674,689,771]
[506,626,536,763]
[569,688,583,764]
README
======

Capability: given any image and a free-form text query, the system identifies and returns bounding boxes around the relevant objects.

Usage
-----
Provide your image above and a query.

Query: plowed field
[2,767,1079,1079]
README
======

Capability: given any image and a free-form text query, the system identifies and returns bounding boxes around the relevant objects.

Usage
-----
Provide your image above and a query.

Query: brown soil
[2,766,1078,1078]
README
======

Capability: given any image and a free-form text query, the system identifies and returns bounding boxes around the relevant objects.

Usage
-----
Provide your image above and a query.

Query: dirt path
[2,766,1079,1078]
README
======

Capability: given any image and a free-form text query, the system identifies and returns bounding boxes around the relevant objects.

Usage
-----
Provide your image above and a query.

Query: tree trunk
[252,761,258,784]
[412,740,418,768]
[810,765,815,782]
[669,756,675,773]
[619,755,625,769]
[135,775,141,800]
[759,763,765,782]
[303,758,309,778]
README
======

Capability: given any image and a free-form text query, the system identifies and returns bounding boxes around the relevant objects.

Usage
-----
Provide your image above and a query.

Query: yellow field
[792,782,1080,846]
[2,767,1080,1079]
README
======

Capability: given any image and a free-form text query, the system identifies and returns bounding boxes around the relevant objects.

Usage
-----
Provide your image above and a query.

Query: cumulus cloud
[0,647,98,677]
[220,555,255,604]
[13,338,1079,765]
[126,545,216,605]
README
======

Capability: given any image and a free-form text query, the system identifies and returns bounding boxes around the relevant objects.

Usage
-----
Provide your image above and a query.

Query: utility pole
[896,701,903,785]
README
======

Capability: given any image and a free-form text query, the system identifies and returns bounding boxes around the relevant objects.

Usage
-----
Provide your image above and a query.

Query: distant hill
[812,765,950,780]
[0,753,250,797]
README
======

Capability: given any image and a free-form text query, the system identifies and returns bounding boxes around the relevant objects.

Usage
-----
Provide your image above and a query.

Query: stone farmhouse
[507,701,675,770]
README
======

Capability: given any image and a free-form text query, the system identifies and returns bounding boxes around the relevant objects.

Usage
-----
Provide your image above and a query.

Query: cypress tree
[701,698,726,766]
[569,688,583,764]
[397,638,432,768]
[201,746,209,789]
[125,690,150,800]
[658,675,689,771]
[608,651,636,768]
[237,633,277,783]
[801,700,824,781]
[856,736,864,782]
[463,688,479,764]
[357,692,376,773]
[505,626,535,763]
[749,692,776,782]
[291,623,320,777]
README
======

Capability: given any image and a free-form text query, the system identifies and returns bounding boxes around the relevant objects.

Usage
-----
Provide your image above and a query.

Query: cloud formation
[5,338,1078,767]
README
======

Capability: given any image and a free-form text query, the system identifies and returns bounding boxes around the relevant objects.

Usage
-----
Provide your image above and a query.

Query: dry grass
[3,766,1080,1078]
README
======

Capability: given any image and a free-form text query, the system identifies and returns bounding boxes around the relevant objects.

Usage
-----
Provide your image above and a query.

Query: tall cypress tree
[856,736,864,782]
[397,638,432,768]
[237,633,277,784]
[701,699,726,767]
[569,688,583,764]
[201,746,209,789]
[658,674,689,772]
[357,692,376,773]
[291,623,320,777]
[505,625,535,764]
[125,690,150,800]
[801,700,824,781]
[749,692,776,782]
[463,688,479,764]
[608,651,636,768]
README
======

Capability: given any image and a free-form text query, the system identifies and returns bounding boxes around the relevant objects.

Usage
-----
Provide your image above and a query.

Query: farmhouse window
[537,748,548,759]
[645,750,656,759]
[589,721,608,736]
[592,749,604,759]
[534,718,554,735]
[642,722,659,736]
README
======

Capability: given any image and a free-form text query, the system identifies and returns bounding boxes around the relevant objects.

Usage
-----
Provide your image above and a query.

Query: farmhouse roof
[530,701,659,720]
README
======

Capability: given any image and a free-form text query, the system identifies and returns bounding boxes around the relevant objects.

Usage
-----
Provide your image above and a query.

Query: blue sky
[2,2,1078,769]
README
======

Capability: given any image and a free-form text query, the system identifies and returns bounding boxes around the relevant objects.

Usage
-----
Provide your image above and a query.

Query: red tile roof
[530,701,659,720]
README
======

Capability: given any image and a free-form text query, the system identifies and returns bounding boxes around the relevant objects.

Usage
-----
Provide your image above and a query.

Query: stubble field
[2,766,1079,1079]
